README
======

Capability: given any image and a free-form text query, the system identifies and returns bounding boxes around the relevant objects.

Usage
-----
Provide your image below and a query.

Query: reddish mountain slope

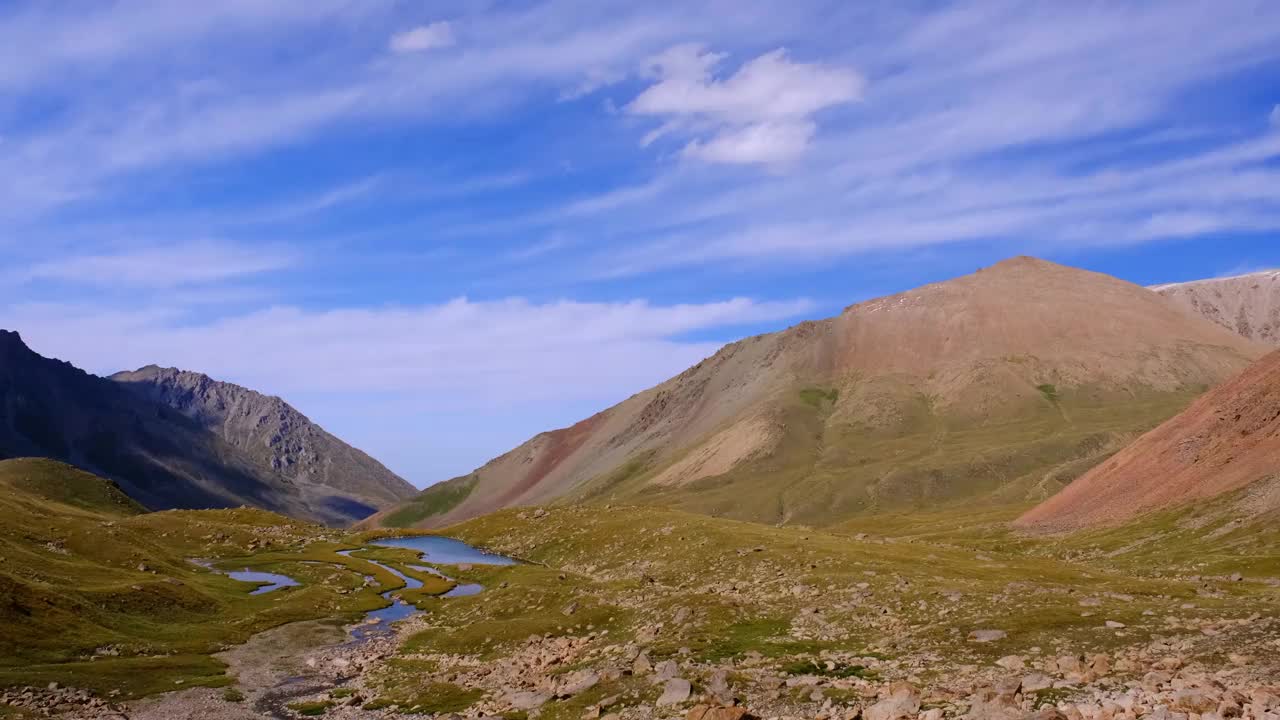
[1018,349,1280,530]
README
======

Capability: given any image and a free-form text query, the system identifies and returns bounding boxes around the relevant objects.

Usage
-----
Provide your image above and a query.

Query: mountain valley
[2,258,1279,720]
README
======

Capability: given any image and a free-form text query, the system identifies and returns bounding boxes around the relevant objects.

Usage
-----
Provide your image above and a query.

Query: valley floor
[4,501,1278,720]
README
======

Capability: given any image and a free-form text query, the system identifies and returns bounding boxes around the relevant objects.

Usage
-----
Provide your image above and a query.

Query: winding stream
[174,538,516,720]
[342,536,515,640]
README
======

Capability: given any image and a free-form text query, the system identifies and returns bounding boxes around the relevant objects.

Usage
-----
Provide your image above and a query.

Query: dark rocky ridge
[111,365,415,518]
[0,329,412,525]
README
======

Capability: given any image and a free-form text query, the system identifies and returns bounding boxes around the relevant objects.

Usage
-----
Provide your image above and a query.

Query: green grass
[364,682,483,715]
[782,660,878,679]
[798,386,839,408]
[439,503,1280,679]
[0,655,233,698]
[0,458,421,696]
[402,563,621,657]
[585,385,1200,526]
[381,476,478,528]
[4,452,1277,708]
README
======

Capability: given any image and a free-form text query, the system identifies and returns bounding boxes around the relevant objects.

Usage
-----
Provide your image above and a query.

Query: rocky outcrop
[1153,270,1280,345]
[112,365,415,522]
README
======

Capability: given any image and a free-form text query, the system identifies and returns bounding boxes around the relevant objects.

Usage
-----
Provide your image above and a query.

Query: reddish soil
[1018,349,1280,530]
[492,412,607,508]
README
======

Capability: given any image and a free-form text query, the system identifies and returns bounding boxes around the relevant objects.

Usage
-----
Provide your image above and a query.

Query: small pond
[369,535,518,566]
[227,569,301,595]
[343,537,514,641]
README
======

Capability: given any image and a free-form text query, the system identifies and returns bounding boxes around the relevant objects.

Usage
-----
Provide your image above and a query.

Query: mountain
[366,256,1265,529]
[0,330,413,525]
[1153,269,1280,345]
[112,365,415,519]
[1017,348,1280,530]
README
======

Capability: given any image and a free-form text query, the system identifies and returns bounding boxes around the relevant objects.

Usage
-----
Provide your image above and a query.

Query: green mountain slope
[0,458,391,696]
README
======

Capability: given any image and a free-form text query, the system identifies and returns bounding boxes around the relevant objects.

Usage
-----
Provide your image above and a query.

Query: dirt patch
[127,619,349,720]
[651,417,777,487]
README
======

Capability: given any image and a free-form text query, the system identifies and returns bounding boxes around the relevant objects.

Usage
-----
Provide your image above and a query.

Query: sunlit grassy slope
[565,387,1200,526]
[426,500,1277,672]
[0,458,449,696]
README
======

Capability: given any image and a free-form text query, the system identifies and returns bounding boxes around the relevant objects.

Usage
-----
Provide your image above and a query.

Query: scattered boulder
[653,659,680,682]
[996,655,1025,671]
[505,690,552,710]
[864,682,920,720]
[658,679,693,707]
[1022,674,1053,693]
[557,670,600,697]
[968,630,1008,643]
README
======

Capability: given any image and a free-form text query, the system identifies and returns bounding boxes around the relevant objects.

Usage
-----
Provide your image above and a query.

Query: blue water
[228,569,300,595]
[342,538,514,641]
[442,583,484,598]
[370,536,517,566]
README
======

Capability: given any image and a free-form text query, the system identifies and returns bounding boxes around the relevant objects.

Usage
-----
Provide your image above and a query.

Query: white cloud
[1271,104,1280,127]
[627,45,863,165]
[684,121,816,165]
[630,46,863,121]
[389,22,454,53]
[16,242,293,289]
[1,295,814,401]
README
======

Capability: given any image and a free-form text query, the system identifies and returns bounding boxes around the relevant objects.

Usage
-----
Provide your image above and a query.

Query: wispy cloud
[389,22,455,53]
[2,295,814,400]
[15,241,294,289]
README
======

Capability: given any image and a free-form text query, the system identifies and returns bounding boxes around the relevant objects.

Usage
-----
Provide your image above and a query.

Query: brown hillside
[367,257,1264,529]
[1018,349,1280,530]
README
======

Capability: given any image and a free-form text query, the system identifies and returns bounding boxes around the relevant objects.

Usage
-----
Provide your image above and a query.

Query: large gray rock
[505,691,552,710]
[865,683,920,720]
[656,679,692,707]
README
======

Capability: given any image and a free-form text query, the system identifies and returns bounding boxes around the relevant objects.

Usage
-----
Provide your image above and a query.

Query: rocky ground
[2,505,1277,720]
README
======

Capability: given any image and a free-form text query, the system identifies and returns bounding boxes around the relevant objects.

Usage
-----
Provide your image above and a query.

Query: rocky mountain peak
[111,364,416,517]
[0,329,31,357]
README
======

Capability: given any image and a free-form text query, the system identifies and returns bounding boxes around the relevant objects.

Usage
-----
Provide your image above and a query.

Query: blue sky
[2,1,1279,487]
